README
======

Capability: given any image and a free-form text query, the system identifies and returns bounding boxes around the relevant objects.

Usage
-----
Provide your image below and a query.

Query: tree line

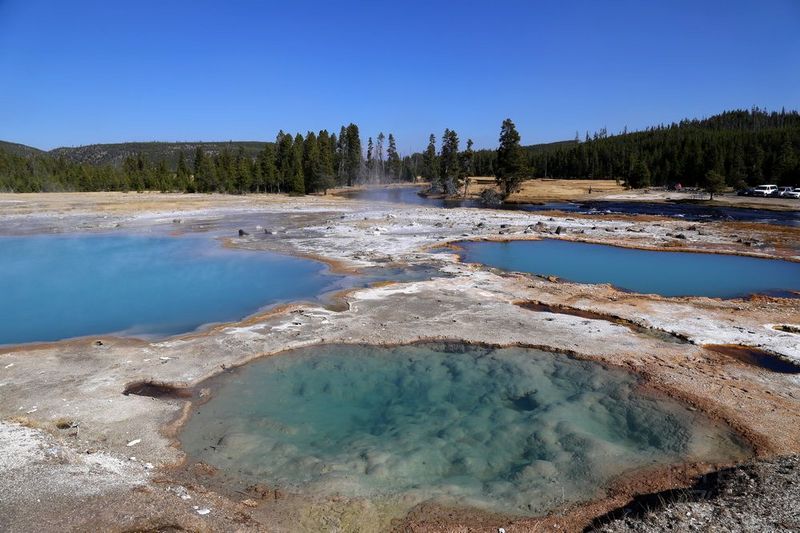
[0,124,415,193]
[404,109,800,198]
[2,108,798,193]
[521,108,799,188]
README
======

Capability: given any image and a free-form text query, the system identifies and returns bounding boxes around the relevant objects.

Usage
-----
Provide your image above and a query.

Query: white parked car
[777,186,796,197]
[751,184,778,197]
[783,188,800,199]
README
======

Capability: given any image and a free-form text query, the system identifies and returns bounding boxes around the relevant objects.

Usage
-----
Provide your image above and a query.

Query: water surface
[180,343,747,515]
[342,186,799,227]
[459,239,800,298]
[0,233,341,345]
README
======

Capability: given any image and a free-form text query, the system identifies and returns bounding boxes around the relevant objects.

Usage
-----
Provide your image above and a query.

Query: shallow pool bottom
[180,343,748,515]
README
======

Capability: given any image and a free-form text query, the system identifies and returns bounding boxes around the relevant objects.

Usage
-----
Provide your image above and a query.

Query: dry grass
[463,178,624,202]
[9,416,45,430]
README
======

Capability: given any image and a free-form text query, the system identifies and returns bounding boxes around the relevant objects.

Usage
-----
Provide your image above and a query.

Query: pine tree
[345,124,362,186]
[495,119,527,197]
[366,137,374,180]
[376,132,385,181]
[193,146,213,192]
[316,130,335,193]
[275,131,295,192]
[439,129,460,194]
[234,146,251,194]
[302,131,320,193]
[256,144,277,193]
[290,133,305,194]
[336,126,348,185]
[703,169,726,200]
[176,150,189,190]
[628,157,651,188]
[462,139,474,178]
[422,134,437,183]
[216,147,235,192]
[386,133,401,180]
[155,160,170,192]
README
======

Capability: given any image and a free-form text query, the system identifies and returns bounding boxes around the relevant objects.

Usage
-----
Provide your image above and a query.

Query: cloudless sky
[0,0,798,152]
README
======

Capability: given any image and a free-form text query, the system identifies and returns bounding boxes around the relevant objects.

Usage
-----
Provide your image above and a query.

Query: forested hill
[0,125,369,193]
[49,141,270,168]
[0,140,44,158]
[523,108,800,187]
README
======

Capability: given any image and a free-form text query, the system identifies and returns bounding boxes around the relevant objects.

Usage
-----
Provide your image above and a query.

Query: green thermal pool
[180,343,748,515]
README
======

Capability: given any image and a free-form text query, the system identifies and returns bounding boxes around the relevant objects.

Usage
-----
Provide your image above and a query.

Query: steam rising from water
[181,343,747,515]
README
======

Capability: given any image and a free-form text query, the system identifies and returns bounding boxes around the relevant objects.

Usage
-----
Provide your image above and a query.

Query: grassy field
[464,178,625,202]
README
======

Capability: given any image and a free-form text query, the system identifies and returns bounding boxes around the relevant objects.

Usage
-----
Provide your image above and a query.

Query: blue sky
[0,0,798,152]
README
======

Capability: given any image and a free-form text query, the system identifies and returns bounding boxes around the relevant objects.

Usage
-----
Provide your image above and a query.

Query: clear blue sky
[1,0,798,152]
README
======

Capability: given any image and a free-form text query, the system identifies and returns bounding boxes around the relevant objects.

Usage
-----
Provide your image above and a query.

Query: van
[751,184,778,197]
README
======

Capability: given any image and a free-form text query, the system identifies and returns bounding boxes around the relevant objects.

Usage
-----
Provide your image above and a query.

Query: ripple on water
[180,343,749,515]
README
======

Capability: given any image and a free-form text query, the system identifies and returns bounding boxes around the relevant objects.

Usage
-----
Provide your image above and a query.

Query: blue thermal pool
[458,239,800,298]
[179,343,748,515]
[0,233,340,345]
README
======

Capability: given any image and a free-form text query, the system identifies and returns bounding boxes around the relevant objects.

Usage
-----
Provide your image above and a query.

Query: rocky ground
[593,455,800,532]
[0,192,798,532]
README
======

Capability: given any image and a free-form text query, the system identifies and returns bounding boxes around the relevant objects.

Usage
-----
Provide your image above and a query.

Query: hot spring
[0,233,341,345]
[180,343,748,515]
[458,239,800,298]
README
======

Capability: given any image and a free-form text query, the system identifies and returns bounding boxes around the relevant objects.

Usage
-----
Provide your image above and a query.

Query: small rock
[555,226,563,235]
[242,499,259,508]
[196,508,211,516]
[238,229,249,237]
[126,439,141,447]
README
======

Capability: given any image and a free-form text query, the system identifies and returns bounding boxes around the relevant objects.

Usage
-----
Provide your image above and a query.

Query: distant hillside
[50,141,271,168]
[0,140,43,158]
[523,139,577,153]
